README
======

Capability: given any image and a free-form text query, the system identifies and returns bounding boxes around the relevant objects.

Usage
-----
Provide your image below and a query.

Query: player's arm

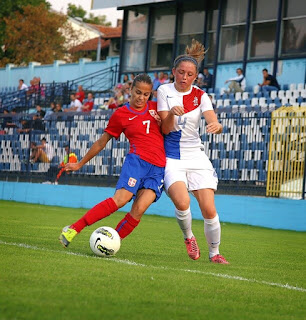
[65,132,113,172]
[203,110,222,134]
[200,93,222,134]
[159,107,184,134]
[157,87,184,134]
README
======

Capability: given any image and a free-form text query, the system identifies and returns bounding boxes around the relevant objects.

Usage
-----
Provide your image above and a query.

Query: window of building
[219,0,247,62]
[122,8,148,72]
[281,0,306,56]
[206,2,219,65]
[249,0,278,59]
[177,3,205,55]
[148,7,176,70]
[223,0,247,24]
[220,25,245,61]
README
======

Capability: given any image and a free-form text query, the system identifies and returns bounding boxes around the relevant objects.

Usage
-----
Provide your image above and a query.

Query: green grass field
[0,200,305,320]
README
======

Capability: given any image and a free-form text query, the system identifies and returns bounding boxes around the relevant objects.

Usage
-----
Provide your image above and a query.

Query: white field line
[0,240,305,293]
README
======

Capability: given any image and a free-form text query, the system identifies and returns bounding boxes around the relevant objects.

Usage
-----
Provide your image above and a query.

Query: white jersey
[157,83,213,160]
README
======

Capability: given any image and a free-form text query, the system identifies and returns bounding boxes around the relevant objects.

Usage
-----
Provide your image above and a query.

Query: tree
[1,4,76,66]
[67,3,111,26]
[0,0,49,62]
[67,3,86,20]
[86,14,112,26]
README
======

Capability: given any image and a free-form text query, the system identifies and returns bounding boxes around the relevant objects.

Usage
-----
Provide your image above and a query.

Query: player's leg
[165,159,193,239]
[59,153,142,247]
[59,188,133,248]
[116,189,156,239]
[165,158,200,260]
[116,163,164,239]
[192,188,228,264]
[167,182,200,260]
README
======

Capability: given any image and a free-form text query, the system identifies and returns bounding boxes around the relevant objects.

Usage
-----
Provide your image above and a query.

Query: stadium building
[92,0,306,88]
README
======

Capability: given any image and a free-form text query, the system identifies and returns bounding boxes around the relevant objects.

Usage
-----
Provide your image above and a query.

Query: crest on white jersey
[193,96,199,106]
[128,177,137,187]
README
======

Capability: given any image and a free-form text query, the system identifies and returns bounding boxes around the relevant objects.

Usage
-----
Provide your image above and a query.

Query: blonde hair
[173,39,206,70]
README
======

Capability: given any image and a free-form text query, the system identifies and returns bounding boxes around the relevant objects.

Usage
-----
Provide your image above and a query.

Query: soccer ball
[89,226,121,257]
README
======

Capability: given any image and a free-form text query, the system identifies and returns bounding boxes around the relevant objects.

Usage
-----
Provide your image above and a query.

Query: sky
[47,0,123,26]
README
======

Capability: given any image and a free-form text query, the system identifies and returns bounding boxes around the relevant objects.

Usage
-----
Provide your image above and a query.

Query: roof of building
[70,37,111,53]
[92,0,172,10]
[89,24,122,39]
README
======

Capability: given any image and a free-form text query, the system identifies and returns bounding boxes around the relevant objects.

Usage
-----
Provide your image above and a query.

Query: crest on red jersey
[193,96,199,106]
[128,177,137,187]
[149,110,157,117]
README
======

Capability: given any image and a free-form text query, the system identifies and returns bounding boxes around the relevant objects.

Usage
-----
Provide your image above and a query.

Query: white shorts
[164,152,218,192]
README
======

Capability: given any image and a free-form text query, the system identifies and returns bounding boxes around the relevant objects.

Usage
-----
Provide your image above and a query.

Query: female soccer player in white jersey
[157,40,229,264]
[59,74,166,248]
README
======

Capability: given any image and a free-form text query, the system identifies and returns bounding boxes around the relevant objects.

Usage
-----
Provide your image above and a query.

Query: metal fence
[266,106,306,199]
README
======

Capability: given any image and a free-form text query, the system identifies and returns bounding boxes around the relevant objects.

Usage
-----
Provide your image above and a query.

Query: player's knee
[130,201,147,219]
[203,208,217,219]
[174,199,189,211]
[113,190,133,208]
[112,196,131,209]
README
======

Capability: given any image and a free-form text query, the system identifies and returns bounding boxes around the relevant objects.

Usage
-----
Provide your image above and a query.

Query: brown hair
[173,39,206,70]
[131,74,152,88]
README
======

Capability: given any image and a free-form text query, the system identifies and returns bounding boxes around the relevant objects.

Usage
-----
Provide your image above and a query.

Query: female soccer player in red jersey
[157,40,229,264]
[59,74,165,248]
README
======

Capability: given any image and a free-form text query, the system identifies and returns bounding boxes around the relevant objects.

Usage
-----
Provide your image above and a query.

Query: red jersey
[76,90,85,103]
[105,101,166,167]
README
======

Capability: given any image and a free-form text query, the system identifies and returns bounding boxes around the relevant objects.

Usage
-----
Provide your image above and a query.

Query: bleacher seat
[270,91,277,100]
[281,97,289,105]
[251,98,259,106]
[278,90,285,98]
[242,92,249,100]
[244,99,251,106]
[259,97,267,106]
[231,169,239,180]
[223,99,231,106]
[235,92,242,100]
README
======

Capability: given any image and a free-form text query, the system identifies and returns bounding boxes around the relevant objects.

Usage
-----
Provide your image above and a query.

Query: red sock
[71,198,118,233]
[115,213,140,239]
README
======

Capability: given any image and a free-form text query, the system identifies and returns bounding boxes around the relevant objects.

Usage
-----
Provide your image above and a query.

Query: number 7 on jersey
[143,120,150,134]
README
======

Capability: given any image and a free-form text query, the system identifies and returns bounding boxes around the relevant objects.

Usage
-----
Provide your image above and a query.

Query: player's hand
[153,114,162,126]
[170,106,185,116]
[65,162,82,172]
[206,122,223,134]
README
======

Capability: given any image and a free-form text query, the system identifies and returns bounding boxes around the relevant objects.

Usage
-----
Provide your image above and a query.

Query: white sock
[204,214,221,258]
[175,207,194,240]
